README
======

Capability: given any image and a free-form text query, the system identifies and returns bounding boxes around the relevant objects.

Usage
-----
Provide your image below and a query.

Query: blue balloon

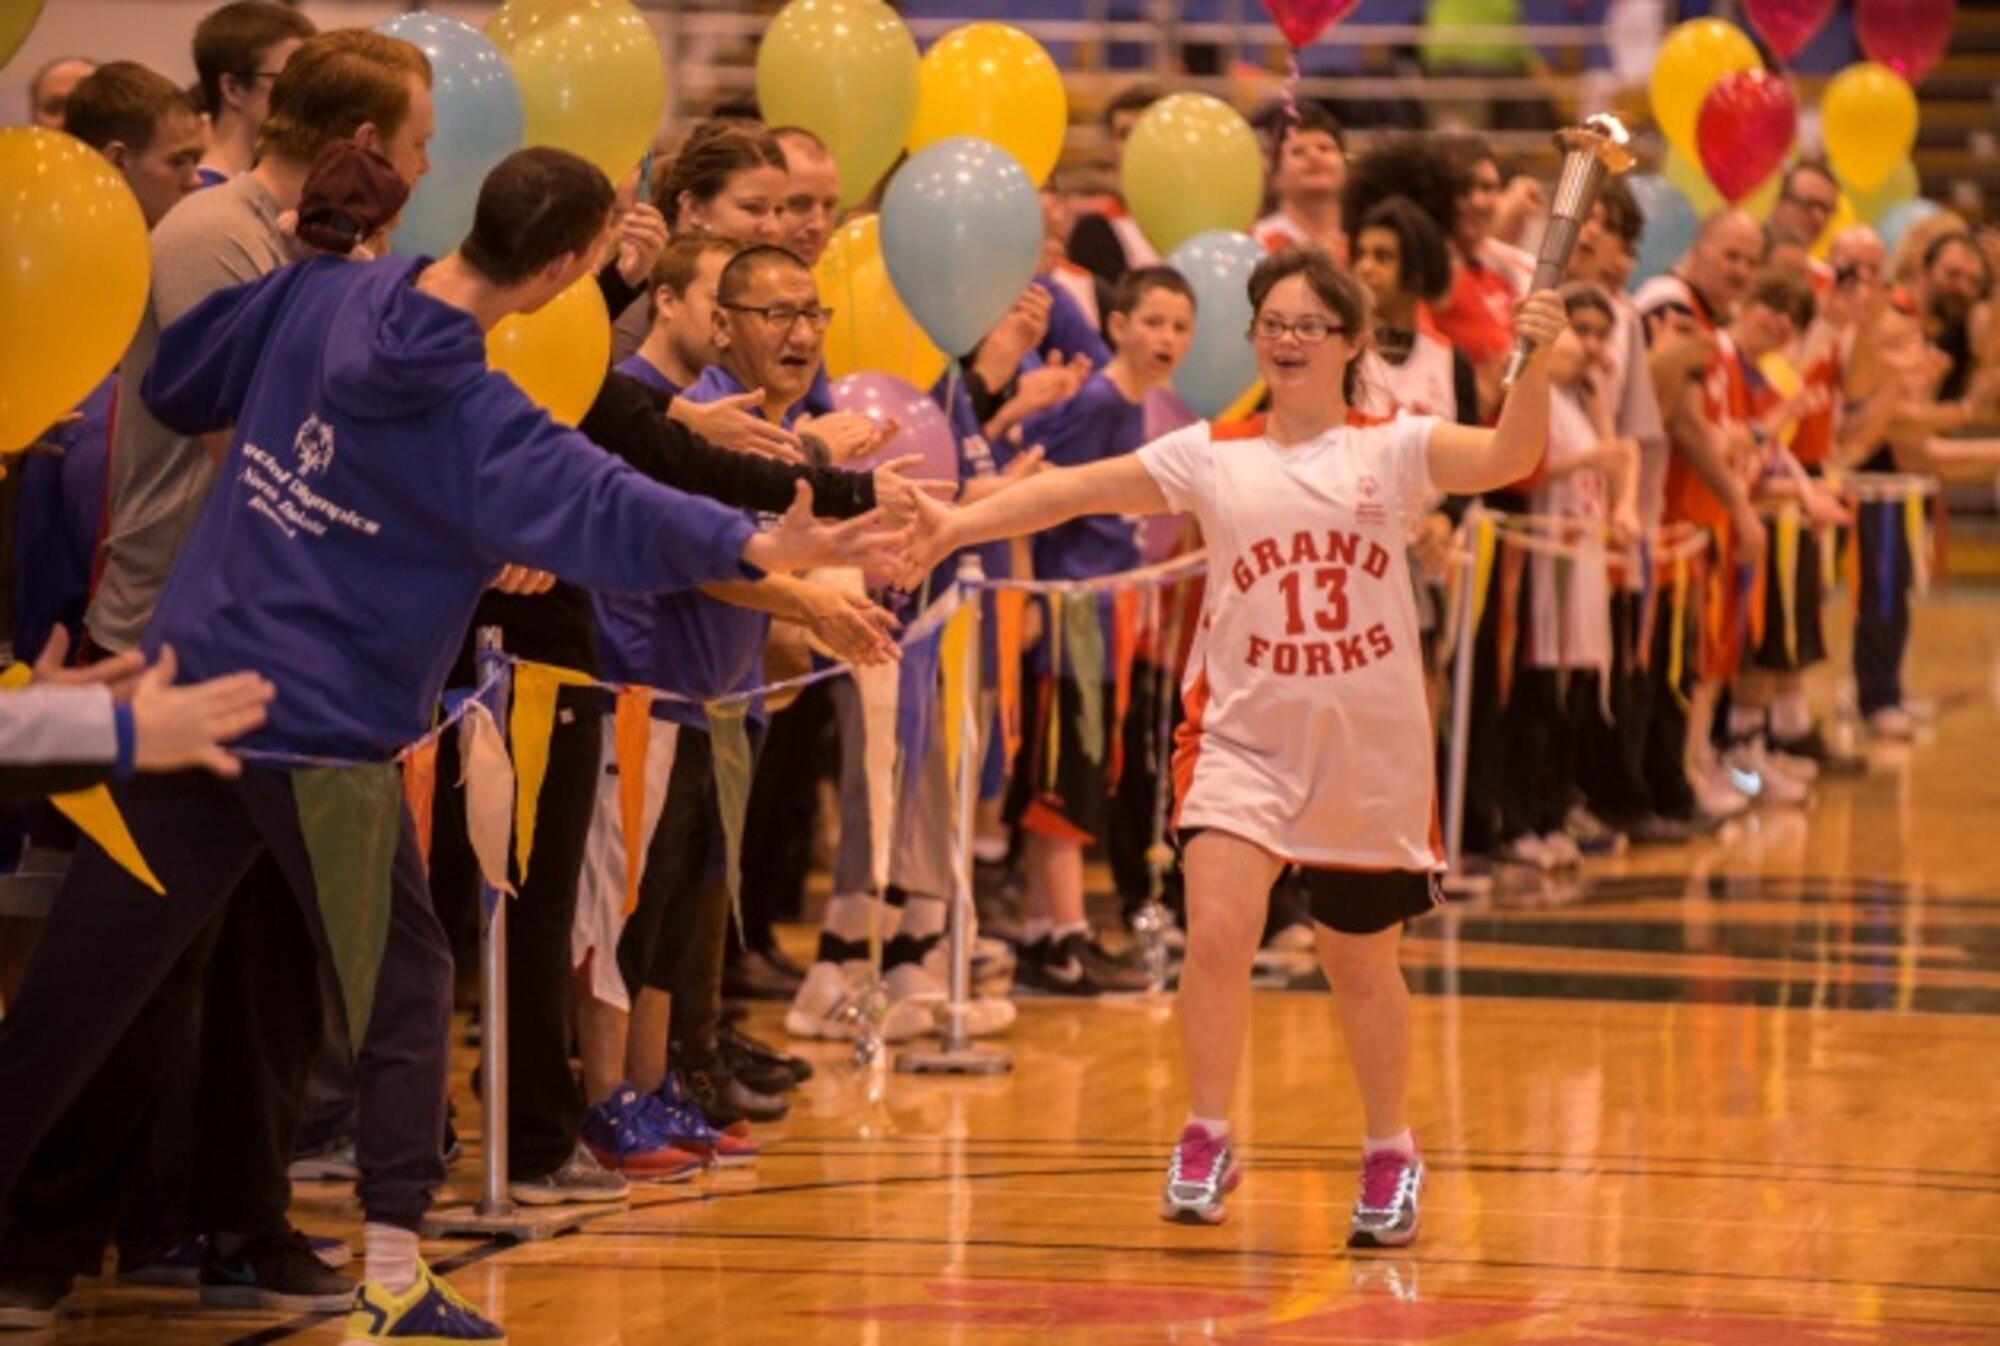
[1878,198,1942,260]
[1166,230,1263,419]
[1627,174,1698,291]
[880,137,1042,357]
[377,13,523,260]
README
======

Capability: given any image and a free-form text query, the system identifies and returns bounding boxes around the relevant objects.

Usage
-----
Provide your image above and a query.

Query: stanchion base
[894,1045,1014,1075]
[422,1201,622,1242]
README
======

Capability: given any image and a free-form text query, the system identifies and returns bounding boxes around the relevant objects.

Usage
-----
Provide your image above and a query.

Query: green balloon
[0,0,48,69]
[756,0,920,210]
[1121,94,1263,257]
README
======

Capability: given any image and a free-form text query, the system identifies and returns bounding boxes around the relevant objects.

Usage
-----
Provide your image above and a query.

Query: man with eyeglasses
[191,0,317,187]
[1766,161,1841,263]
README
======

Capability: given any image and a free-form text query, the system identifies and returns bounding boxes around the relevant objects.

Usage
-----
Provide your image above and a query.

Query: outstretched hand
[31,628,144,695]
[675,391,804,461]
[798,584,903,665]
[128,645,276,778]
[751,481,911,575]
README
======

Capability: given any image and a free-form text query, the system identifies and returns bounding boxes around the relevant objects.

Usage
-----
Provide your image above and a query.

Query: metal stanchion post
[1441,511,1481,894]
[899,556,1011,1075]
[426,629,616,1240]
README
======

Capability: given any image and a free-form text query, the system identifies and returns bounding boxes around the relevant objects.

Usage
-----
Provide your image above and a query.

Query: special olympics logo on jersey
[1354,474,1387,525]
[294,415,336,477]
[1357,474,1380,499]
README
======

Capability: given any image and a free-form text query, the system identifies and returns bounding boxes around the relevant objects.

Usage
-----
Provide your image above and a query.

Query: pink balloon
[1743,0,1835,61]
[1259,0,1361,49]
[1695,71,1797,204]
[1855,0,1954,85]
[830,371,956,483]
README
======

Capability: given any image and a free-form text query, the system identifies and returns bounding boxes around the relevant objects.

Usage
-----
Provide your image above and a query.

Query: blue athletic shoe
[647,1073,756,1167]
[343,1260,505,1343]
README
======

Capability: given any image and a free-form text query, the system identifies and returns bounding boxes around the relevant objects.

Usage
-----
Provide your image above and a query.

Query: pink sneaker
[1348,1145,1424,1248]
[1161,1123,1241,1225]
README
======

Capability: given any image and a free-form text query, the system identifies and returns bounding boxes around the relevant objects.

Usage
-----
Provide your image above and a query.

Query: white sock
[973,837,1009,864]
[1021,918,1054,946]
[1185,1114,1231,1139]
[1363,1129,1415,1158]
[1053,919,1091,942]
[824,892,879,943]
[1771,691,1812,740]
[364,1222,420,1294]
[897,894,948,941]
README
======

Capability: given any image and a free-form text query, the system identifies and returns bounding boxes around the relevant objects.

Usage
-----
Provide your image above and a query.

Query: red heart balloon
[1695,70,1797,204]
[1856,0,1954,85]
[1743,0,1835,62]
[1259,0,1362,49]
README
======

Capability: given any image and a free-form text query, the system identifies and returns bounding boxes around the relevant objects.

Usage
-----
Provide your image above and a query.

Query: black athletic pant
[1498,668,1575,841]
[1574,592,1657,824]
[0,770,451,1274]
[1107,661,1165,922]
[1853,500,1912,716]
[736,682,835,951]
[432,687,603,1180]
[1638,584,1698,820]
[617,730,731,1065]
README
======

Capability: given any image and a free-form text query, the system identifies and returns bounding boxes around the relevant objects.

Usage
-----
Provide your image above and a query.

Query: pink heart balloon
[1695,70,1797,204]
[1259,0,1362,49]
[1743,0,1835,62]
[1856,0,1954,85]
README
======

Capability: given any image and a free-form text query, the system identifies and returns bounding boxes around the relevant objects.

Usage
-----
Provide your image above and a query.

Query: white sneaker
[1723,742,1810,808]
[1539,831,1583,869]
[879,962,1016,1043]
[1495,833,1555,870]
[1868,706,1917,740]
[783,960,872,1041]
[1763,745,1819,784]
[1691,762,1753,822]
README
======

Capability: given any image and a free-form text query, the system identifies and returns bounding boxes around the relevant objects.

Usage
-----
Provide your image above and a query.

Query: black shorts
[1750,526,1827,673]
[1005,675,1116,844]
[1178,827,1442,935]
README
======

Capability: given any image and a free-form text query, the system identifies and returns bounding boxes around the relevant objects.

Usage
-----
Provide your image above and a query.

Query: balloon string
[1283,46,1301,123]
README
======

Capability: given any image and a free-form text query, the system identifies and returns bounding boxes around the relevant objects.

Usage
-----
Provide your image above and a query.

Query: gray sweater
[0,682,129,805]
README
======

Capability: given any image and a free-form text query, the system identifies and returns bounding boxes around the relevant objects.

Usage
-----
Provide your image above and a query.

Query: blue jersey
[141,256,760,760]
[12,376,113,662]
[613,352,681,399]
[1019,372,1145,582]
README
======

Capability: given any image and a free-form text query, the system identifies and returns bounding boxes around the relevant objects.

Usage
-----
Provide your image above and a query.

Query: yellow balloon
[1649,19,1761,161]
[1848,158,1919,224]
[484,0,572,50]
[0,129,150,454]
[0,0,47,68]
[906,23,1066,187]
[1823,63,1918,197]
[1811,192,1860,261]
[757,0,920,209]
[488,276,610,426]
[510,0,666,182]
[815,215,947,389]
[1120,93,1263,256]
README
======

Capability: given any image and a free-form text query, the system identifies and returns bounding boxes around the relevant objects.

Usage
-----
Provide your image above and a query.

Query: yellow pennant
[1775,505,1800,667]
[612,687,656,915]
[1469,515,1499,632]
[939,602,972,804]
[53,786,166,895]
[509,660,594,884]
[1668,554,1690,711]
[1904,490,1930,596]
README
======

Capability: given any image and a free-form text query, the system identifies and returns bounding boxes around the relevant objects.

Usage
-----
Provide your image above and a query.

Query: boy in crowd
[191,0,317,186]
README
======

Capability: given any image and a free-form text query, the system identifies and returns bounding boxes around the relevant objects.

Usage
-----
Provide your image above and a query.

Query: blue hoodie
[594,363,812,730]
[141,256,761,761]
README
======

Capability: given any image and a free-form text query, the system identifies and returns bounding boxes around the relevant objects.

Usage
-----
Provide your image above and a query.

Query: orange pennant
[992,590,1027,771]
[1108,588,1141,789]
[402,739,439,870]
[613,686,655,915]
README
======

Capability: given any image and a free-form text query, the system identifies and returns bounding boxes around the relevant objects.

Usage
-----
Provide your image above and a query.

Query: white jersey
[1138,413,1444,871]
[1357,331,1460,422]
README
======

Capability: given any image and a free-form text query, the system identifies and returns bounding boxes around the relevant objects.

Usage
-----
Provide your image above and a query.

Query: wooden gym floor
[32,584,2000,1344]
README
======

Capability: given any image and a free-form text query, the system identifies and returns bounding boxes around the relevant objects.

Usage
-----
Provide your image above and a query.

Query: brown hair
[654,120,787,229]
[192,1,316,116]
[650,230,739,296]
[1109,266,1196,317]
[62,62,199,153]
[1247,247,1371,403]
[462,147,616,287]
[1745,268,1817,329]
[717,244,812,306]
[258,30,429,166]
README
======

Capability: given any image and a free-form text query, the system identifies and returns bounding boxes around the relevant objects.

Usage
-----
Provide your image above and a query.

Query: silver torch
[1499,113,1635,391]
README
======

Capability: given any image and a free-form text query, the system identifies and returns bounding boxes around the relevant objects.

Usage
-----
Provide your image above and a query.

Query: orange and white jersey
[1357,330,1459,422]
[1138,412,1444,872]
